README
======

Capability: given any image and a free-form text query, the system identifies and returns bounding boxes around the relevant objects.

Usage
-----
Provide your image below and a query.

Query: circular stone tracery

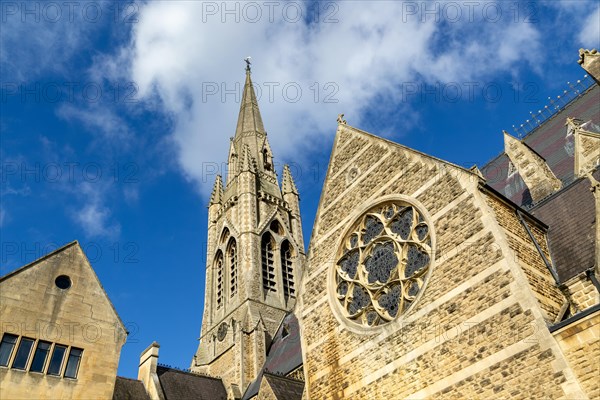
[217,322,228,341]
[334,200,433,328]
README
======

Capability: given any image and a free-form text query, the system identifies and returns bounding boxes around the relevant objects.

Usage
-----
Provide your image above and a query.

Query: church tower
[191,62,305,398]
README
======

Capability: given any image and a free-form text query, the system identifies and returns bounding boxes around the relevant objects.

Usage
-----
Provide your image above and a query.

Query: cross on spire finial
[244,56,252,72]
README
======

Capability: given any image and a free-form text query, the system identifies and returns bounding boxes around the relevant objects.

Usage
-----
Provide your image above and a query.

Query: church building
[1,49,599,399]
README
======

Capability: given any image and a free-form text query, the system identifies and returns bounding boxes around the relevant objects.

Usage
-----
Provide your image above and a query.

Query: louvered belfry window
[215,251,224,308]
[281,240,295,300]
[261,234,276,293]
[229,240,238,297]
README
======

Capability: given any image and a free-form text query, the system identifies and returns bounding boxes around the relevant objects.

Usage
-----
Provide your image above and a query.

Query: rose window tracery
[334,201,433,327]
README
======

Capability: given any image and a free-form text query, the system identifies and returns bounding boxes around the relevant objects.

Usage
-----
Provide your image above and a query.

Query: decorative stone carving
[578,49,600,82]
[332,199,433,328]
[217,322,228,341]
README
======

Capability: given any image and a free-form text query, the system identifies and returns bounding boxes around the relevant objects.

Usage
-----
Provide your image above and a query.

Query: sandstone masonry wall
[554,312,600,399]
[298,125,587,399]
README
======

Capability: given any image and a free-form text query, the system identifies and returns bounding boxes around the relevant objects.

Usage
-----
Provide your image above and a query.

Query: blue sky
[1,0,598,379]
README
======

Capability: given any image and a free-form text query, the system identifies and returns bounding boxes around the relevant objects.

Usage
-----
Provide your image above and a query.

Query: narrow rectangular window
[29,341,51,373]
[11,337,34,370]
[216,255,224,309]
[229,242,237,297]
[261,235,276,293]
[0,333,18,367]
[64,347,83,379]
[47,345,67,376]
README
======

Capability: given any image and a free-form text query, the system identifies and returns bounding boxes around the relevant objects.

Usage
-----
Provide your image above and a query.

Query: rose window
[334,201,433,327]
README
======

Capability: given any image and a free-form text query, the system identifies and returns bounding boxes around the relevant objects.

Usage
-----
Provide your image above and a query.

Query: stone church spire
[192,61,305,398]
[233,65,266,168]
[225,62,280,198]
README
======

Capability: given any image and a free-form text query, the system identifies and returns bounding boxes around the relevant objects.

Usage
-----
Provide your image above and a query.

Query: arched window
[220,228,230,244]
[261,234,276,293]
[263,148,272,171]
[228,239,238,297]
[215,251,224,309]
[270,220,283,235]
[281,241,295,301]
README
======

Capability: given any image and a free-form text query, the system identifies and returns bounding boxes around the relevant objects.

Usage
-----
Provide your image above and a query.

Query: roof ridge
[340,124,480,179]
[157,364,223,381]
[482,82,598,171]
[0,240,129,336]
[116,376,144,382]
[0,240,78,281]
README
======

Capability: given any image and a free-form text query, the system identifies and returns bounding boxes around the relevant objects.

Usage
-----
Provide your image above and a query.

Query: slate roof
[482,84,600,207]
[112,377,150,400]
[156,365,228,400]
[530,168,599,282]
[263,372,304,400]
[242,313,304,399]
[480,81,599,284]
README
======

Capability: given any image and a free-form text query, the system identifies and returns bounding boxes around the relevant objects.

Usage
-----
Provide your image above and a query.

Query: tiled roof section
[530,168,599,282]
[112,376,150,400]
[157,365,227,400]
[264,372,304,400]
[482,84,600,207]
[242,313,304,400]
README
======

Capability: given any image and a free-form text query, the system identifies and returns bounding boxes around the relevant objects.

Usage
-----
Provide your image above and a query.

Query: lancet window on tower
[261,234,276,293]
[280,240,295,301]
[228,240,238,297]
[215,251,224,309]
[262,148,273,171]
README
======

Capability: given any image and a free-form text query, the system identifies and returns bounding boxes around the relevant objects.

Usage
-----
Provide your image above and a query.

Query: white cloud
[578,6,600,47]
[4,1,595,201]
[75,202,121,238]
[57,103,132,144]
[71,182,121,239]
[96,1,550,197]
[32,137,122,240]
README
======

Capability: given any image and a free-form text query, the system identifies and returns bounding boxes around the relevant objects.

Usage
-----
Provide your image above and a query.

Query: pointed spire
[240,144,256,173]
[209,175,223,205]
[282,165,298,195]
[235,62,265,139]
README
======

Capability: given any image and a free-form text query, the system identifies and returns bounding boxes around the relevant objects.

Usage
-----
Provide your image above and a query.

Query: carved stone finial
[337,114,347,125]
[579,48,598,64]
[565,117,583,127]
[470,165,485,180]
